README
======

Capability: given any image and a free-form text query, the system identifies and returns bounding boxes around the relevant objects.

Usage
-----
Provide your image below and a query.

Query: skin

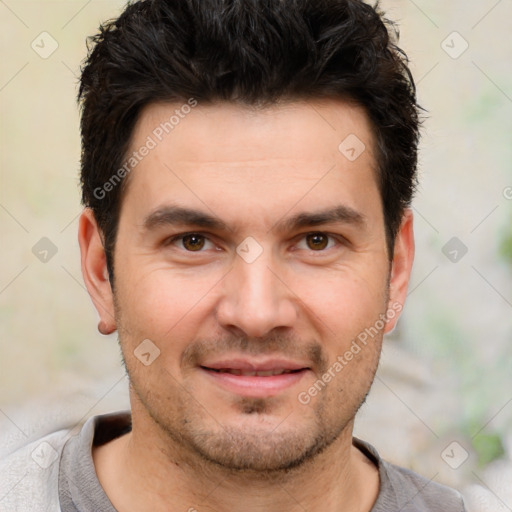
[79,98,415,512]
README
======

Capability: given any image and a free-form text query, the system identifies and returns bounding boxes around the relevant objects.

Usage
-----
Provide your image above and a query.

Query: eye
[296,232,339,251]
[167,233,216,252]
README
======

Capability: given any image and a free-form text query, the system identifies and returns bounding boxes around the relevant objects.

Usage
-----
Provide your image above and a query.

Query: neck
[93,404,379,512]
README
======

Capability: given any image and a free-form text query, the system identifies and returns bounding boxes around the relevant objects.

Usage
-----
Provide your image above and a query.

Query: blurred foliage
[471,431,506,468]
[498,221,512,265]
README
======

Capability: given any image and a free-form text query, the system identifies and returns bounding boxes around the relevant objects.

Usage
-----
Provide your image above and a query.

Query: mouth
[203,368,304,377]
[199,359,311,398]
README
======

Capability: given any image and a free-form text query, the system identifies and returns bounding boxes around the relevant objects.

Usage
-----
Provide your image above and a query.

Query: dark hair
[79,0,420,282]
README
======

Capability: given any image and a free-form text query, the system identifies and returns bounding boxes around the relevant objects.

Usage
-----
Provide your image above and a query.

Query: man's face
[88,99,409,472]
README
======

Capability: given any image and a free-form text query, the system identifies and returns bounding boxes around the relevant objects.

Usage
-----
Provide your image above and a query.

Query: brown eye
[305,232,329,250]
[182,234,206,251]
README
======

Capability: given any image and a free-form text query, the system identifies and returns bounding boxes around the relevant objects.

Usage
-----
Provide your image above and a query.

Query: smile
[199,360,311,398]
[204,368,303,377]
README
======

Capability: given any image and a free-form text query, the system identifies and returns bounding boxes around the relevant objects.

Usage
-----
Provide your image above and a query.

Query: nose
[215,249,298,338]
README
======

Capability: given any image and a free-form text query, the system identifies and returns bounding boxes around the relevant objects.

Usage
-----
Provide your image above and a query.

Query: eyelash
[165,231,345,253]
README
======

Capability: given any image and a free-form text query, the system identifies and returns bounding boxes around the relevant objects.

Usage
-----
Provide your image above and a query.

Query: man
[0,0,467,510]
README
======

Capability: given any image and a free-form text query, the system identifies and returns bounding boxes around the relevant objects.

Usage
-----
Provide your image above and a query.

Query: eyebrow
[273,205,366,233]
[143,206,229,231]
[142,205,366,233]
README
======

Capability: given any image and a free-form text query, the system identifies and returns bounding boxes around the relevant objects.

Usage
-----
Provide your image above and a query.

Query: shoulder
[0,428,69,512]
[353,438,467,512]
[379,459,466,511]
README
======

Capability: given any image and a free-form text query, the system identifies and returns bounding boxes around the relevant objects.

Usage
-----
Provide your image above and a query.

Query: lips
[201,358,308,374]
[206,368,302,377]
[199,358,310,397]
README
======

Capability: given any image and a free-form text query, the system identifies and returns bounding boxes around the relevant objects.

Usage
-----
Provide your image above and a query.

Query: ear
[384,208,415,334]
[78,208,116,335]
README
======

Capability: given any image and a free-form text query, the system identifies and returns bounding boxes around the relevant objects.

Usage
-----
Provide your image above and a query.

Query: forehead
[119,98,380,227]
[133,98,375,164]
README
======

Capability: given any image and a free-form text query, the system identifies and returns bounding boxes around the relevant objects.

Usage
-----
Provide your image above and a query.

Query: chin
[176,405,349,474]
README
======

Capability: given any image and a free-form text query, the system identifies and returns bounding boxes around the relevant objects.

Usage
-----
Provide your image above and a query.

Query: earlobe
[78,208,117,335]
[384,209,415,334]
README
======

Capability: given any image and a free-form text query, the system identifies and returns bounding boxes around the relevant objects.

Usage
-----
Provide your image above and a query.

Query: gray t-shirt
[57,412,466,511]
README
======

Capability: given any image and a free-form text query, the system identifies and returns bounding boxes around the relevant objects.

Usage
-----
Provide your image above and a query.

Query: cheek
[121,261,194,306]
[114,265,222,350]
[292,265,389,339]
